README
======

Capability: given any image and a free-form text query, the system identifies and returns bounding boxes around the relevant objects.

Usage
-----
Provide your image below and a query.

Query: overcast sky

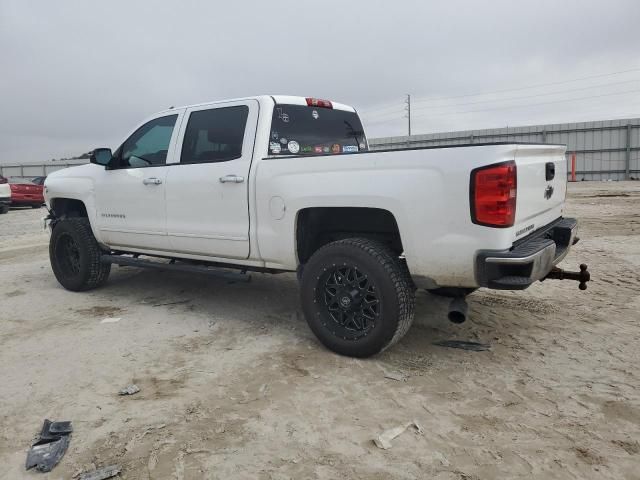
[1,0,639,163]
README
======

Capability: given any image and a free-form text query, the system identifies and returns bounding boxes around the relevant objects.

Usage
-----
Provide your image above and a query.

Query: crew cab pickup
[44,95,589,357]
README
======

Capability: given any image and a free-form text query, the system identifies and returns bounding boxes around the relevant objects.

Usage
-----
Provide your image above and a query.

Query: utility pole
[404,94,411,137]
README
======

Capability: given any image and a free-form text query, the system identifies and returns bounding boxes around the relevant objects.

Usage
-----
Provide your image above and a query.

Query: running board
[101,254,251,282]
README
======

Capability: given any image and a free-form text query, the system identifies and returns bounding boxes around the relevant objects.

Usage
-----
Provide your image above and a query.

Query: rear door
[165,100,258,259]
[512,144,567,238]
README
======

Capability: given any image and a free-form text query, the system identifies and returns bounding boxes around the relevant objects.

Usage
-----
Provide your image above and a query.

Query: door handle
[219,175,245,184]
[143,177,162,185]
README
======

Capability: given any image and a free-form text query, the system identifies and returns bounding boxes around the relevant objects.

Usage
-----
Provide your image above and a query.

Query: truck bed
[255,142,567,288]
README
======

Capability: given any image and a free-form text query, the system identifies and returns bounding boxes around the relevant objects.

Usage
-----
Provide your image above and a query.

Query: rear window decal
[288,141,300,154]
[343,145,358,153]
[276,108,289,123]
[269,142,281,154]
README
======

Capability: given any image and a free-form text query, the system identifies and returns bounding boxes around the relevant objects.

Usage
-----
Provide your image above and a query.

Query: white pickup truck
[44,95,589,357]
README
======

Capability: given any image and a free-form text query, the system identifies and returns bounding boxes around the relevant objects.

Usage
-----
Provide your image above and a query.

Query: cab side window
[113,115,178,169]
[180,106,249,164]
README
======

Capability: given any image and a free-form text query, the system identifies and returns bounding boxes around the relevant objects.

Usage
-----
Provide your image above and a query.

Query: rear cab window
[268,102,367,156]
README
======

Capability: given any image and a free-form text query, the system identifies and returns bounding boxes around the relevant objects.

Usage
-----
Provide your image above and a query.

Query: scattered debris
[384,371,407,382]
[432,451,451,467]
[100,317,121,324]
[25,419,73,472]
[574,446,606,465]
[373,421,423,450]
[79,464,121,480]
[118,384,140,396]
[152,299,190,307]
[433,340,490,351]
[611,439,640,455]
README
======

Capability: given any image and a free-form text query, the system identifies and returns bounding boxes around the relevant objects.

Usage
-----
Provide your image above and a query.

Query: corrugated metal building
[2,118,639,181]
[0,159,87,178]
[370,117,640,181]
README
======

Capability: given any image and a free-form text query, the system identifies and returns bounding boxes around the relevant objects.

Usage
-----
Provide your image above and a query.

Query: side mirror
[90,148,113,167]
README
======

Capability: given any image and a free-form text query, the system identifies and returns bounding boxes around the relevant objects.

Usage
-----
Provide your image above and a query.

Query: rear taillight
[470,161,517,228]
[305,97,333,108]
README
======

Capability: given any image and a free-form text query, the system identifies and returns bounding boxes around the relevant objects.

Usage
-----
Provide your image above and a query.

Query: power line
[411,88,640,119]
[361,79,639,120]
[405,94,411,136]
[357,67,640,115]
[409,79,640,112]
[412,67,640,104]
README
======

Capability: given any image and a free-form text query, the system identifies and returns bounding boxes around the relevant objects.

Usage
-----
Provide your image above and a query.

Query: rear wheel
[300,238,415,357]
[49,218,111,291]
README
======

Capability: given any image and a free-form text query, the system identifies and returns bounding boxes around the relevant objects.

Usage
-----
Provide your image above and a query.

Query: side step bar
[101,254,251,282]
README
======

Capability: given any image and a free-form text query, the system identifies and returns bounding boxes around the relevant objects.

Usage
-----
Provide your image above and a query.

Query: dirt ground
[1,182,639,480]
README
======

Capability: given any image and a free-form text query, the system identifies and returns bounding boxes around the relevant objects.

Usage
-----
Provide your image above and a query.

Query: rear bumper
[11,196,44,205]
[475,217,578,290]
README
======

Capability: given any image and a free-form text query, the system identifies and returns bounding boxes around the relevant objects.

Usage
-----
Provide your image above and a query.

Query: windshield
[268,104,367,156]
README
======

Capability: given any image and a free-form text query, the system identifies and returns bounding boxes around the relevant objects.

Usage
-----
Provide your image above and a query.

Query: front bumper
[475,217,578,290]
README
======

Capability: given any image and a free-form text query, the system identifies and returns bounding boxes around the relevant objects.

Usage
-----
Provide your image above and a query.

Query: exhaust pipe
[448,297,468,324]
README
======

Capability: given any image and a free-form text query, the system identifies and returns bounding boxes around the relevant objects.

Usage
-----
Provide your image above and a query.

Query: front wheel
[300,238,415,357]
[49,218,111,291]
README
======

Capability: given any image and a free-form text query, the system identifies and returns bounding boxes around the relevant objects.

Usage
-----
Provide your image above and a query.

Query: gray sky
[1,0,639,163]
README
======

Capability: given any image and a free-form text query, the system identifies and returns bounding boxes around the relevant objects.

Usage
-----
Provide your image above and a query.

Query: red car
[8,176,45,208]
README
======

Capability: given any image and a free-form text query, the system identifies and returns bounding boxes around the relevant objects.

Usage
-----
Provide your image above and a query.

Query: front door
[165,100,258,259]
[94,111,183,251]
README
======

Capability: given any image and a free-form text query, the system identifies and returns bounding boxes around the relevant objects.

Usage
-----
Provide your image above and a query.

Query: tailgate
[512,144,567,240]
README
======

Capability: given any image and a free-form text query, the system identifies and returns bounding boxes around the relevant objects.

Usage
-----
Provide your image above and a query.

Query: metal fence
[370,117,640,181]
[2,118,639,181]
[0,159,88,178]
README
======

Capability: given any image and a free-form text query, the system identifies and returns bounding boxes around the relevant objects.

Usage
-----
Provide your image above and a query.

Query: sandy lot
[1,182,639,480]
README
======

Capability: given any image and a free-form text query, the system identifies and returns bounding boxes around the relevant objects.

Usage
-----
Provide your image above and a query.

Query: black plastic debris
[25,419,73,472]
[79,464,122,480]
[433,340,490,351]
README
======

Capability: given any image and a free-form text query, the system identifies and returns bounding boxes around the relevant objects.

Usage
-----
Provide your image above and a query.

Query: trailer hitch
[543,263,590,290]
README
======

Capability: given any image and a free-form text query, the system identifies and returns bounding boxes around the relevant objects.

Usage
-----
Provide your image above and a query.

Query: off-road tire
[300,238,415,357]
[49,218,111,291]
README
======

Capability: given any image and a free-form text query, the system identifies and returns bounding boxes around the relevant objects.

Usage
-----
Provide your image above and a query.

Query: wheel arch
[295,207,404,265]
[50,197,89,218]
